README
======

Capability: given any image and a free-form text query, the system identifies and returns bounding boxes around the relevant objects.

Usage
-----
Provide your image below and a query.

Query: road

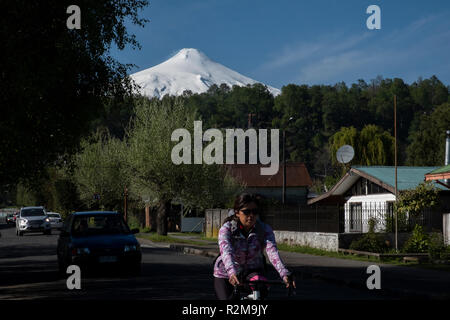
[0,224,395,300]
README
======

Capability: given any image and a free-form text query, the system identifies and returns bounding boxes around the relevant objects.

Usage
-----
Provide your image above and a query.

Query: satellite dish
[336,145,355,164]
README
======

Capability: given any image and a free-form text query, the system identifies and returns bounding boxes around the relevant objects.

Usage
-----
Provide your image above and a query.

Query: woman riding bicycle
[213,193,296,300]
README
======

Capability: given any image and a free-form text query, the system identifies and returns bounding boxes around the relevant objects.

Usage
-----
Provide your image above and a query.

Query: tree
[273,84,322,169]
[125,97,242,235]
[0,0,148,185]
[72,129,129,211]
[396,181,439,216]
[329,125,395,166]
[406,102,450,166]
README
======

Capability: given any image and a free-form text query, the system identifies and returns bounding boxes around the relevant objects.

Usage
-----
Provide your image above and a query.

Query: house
[426,164,450,245]
[425,164,450,189]
[226,163,312,204]
[308,166,449,233]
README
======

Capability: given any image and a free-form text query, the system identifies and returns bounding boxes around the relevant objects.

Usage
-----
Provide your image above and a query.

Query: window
[72,214,130,236]
[350,203,362,232]
[21,209,45,217]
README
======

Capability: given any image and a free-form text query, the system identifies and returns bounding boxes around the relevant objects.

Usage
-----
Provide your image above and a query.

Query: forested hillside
[179,76,449,190]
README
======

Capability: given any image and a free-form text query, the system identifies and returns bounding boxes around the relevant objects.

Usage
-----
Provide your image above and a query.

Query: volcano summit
[130,48,281,98]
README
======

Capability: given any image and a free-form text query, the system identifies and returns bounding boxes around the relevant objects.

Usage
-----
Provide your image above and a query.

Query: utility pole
[124,186,128,223]
[282,129,286,204]
[394,95,398,251]
[282,117,294,205]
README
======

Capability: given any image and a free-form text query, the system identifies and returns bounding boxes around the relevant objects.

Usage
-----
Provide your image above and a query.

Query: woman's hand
[229,274,240,286]
[283,275,296,288]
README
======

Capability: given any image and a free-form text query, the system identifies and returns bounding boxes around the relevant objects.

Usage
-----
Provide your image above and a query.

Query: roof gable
[308,165,445,205]
[353,166,445,191]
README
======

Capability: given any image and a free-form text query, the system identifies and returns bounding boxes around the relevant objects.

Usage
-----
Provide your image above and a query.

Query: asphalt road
[0,224,395,300]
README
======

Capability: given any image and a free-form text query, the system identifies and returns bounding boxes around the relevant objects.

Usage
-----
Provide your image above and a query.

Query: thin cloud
[258,13,450,85]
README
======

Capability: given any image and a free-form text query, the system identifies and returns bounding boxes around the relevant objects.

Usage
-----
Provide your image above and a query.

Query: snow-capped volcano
[130,48,281,98]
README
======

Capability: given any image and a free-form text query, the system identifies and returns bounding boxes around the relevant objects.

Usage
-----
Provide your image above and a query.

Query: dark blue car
[57,211,141,275]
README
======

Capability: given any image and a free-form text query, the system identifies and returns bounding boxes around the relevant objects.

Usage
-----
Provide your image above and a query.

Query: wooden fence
[205,209,231,238]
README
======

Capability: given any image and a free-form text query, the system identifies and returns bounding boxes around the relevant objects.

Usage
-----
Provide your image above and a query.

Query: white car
[47,212,63,230]
[16,206,52,236]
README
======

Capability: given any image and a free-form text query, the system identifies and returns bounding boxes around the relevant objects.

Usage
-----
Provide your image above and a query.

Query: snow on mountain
[130,48,281,98]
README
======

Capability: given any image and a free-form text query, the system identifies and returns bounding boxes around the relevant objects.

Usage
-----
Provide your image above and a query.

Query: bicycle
[231,272,296,300]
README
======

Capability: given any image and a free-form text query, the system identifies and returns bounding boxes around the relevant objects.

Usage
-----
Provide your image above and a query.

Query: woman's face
[236,201,258,230]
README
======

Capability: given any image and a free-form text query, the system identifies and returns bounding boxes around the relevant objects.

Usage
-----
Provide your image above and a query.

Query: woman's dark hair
[223,193,260,225]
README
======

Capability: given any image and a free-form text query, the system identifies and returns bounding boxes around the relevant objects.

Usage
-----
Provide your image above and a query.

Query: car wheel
[18,231,23,236]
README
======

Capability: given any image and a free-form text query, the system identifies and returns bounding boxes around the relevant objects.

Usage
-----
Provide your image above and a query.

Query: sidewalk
[137,233,450,300]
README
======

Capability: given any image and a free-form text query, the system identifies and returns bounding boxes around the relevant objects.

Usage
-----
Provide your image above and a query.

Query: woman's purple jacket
[213,219,290,279]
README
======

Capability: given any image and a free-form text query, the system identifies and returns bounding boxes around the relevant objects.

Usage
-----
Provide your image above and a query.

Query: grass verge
[137,233,206,246]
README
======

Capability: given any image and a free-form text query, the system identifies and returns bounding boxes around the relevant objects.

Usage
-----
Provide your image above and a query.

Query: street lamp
[282,117,294,204]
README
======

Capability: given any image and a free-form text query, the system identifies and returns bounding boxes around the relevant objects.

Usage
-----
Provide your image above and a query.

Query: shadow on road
[0,243,56,259]
[0,224,15,230]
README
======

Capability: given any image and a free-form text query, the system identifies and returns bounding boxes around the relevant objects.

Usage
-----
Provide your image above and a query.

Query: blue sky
[111,0,450,89]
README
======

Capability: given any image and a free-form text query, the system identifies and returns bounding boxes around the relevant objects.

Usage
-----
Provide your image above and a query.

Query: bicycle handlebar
[236,279,285,286]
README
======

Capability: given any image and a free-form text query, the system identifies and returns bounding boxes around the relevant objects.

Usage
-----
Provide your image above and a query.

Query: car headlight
[20,219,28,225]
[45,218,50,222]
[124,245,138,252]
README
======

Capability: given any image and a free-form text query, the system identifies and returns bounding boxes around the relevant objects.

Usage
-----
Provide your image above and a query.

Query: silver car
[47,212,63,230]
[16,206,52,236]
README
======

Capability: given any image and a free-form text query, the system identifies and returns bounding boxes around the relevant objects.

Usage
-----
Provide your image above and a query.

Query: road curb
[166,243,450,300]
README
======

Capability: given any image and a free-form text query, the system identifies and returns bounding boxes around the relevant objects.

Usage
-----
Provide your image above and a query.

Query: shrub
[403,225,429,253]
[384,210,410,232]
[349,218,388,253]
[428,232,450,260]
[440,246,450,260]
[141,227,152,233]
[349,233,387,253]
[127,214,141,230]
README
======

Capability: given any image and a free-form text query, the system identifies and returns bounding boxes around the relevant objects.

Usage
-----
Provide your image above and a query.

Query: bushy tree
[406,102,450,166]
[329,125,394,166]
[72,129,129,211]
[125,97,242,235]
[396,181,439,216]
[0,0,148,185]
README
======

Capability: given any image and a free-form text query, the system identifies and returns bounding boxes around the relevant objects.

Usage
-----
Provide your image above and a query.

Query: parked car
[6,213,16,224]
[47,212,63,230]
[16,206,52,236]
[57,211,141,275]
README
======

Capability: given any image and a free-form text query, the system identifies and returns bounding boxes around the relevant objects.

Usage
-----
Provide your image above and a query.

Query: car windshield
[21,209,45,217]
[72,215,130,237]
[48,214,60,218]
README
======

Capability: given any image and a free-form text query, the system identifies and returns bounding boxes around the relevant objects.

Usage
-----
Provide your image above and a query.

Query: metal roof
[353,166,446,191]
[427,164,450,175]
[308,165,446,205]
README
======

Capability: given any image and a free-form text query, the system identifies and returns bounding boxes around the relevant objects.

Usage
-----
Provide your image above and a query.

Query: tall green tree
[273,84,322,169]
[406,102,450,166]
[126,97,242,235]
[72,129,129,211]
[0,0,148,185]
[329,125,395,166]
